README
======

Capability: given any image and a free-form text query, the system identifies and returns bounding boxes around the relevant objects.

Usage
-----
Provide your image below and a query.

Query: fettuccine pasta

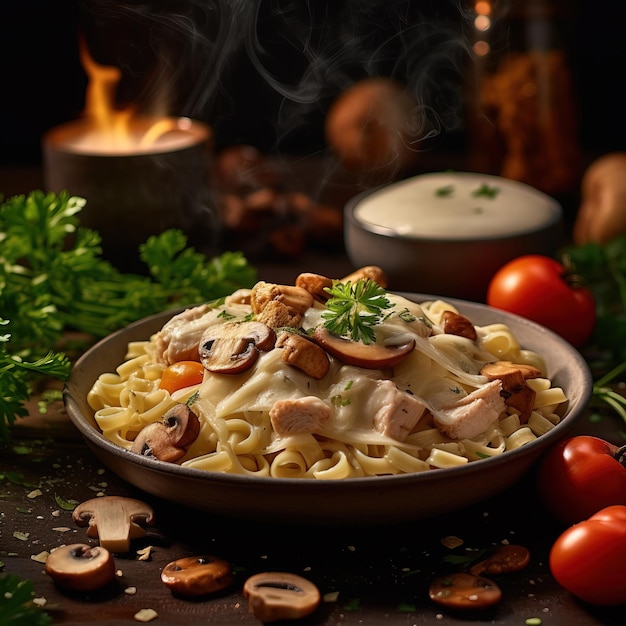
[87,275,567,479]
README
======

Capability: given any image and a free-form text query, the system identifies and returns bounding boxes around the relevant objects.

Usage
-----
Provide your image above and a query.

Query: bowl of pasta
[64,268,592,524]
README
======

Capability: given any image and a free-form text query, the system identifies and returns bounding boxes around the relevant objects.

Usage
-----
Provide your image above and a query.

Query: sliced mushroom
[469,544,531,576]
[45,543,116,591]
[441,310,478,341]
[312,327,414,369]
[131,403,201,462]
[199,321,276,374]
[243,572,321,623]
[276,332,330,379]
[161,555,234,596]
[72,496,155,553]
[480,361,543,423]
[429,572,502,609]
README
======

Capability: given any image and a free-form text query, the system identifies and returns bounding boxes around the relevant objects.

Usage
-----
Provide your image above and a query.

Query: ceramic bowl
[64,296,591,525]
[344,172,563,301]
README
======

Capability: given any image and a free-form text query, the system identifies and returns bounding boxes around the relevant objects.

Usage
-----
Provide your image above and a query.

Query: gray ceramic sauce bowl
[344,172,563,302]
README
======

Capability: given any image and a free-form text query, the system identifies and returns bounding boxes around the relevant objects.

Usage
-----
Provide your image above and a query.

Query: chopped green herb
[54,494,79,511]
[322,279,394,344]
[472,183,500,199]
[186,391,200,407]
[217,310,236,321]
[343,598,361,611]
[2,472,36,488]
[435,185,455,197]
[398,308,417,323]
[331,395,351,407]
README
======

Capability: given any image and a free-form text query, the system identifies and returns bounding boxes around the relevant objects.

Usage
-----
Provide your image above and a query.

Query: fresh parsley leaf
[0,323,71,444]
[0,574,52,625]
[0,191,257,440]
[322,279,394,344]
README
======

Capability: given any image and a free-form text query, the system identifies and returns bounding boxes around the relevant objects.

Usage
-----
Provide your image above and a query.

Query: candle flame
[78,38,186,152]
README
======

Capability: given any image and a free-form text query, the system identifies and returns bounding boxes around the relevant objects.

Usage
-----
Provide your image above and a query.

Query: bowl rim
[64,293,593,492]
[345,172,563,243]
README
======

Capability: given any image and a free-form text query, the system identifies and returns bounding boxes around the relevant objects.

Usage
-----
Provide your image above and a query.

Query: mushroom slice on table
[45,543,116,591]
[161,555,234,596]
[243,572,321,622]
[72,496,155,553]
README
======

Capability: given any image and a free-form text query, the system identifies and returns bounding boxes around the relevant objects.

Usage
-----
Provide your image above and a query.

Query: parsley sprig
[0,321,71,444]
[0,190,257,442]
[322,279,394,344]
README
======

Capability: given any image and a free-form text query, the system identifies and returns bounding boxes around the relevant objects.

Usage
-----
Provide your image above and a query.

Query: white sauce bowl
[344,172,563,301]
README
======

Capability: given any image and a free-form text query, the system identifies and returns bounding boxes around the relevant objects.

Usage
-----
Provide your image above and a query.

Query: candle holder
[42,116,217,272]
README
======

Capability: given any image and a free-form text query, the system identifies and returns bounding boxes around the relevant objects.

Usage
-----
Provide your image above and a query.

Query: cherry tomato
[159,361,205,394]
[537,436,626,526]
[550,505,626,605]
[486,255,595,347]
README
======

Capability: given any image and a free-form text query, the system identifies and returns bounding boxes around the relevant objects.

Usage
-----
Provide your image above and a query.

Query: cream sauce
[354,172,561,240]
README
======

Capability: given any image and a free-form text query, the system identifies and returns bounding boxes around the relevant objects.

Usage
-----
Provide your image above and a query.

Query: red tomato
[550,505,626,605]
[486,255,596,347]
[537,435,626,526]
[159,361,205,394]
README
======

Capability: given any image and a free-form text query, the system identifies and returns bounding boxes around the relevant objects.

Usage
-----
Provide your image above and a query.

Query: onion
[324,77,420,180]
[574,152,626,245]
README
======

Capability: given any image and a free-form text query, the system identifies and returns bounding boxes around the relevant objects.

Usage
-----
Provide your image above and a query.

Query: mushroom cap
[45,543,116,591]
[199,321,276,374]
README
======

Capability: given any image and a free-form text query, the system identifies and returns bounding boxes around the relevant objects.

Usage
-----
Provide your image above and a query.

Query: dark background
[1,0,625,169]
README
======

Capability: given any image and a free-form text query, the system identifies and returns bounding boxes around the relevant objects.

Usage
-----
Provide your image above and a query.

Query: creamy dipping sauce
[354,172,561,240]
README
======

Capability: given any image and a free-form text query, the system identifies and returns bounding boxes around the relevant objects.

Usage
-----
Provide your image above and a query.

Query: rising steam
[77,0,473,152]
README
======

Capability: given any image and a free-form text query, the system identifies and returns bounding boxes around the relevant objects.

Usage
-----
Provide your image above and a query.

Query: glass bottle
[466,0,581,198]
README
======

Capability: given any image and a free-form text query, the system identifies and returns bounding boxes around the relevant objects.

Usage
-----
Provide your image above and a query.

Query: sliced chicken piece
[256,300,302,329]
[269,397,331,436]
[433,379,505,440]
[372,380,427,441]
